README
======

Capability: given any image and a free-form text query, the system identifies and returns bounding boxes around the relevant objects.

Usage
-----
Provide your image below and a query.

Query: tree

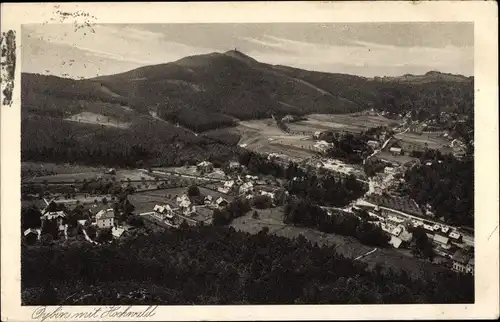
[253,195,273,209]
[102,197,108,205]
[188,185,200,197]
[252,211,259,219]
[411,227,435,260]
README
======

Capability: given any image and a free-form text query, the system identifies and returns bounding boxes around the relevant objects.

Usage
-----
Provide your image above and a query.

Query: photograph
[1,2,498,321]
[19,21,476,305]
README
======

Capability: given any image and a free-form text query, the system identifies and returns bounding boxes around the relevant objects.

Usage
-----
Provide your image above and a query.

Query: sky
[21,22,474,79]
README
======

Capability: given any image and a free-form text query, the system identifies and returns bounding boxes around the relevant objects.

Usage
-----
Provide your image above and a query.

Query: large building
[95,208,115,229]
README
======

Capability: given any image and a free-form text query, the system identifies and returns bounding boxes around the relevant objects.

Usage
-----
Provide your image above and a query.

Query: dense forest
[284,197,390,247]
[399,150,474,227]
[21,225,474,305]
[21,116,242,168]
[285,172,367,207]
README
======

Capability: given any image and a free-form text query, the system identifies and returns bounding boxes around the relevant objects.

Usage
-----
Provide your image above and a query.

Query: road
[354,248,378,261]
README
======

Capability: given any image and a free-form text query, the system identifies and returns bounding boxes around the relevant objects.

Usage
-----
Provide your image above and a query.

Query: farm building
[95,209,115,229]
[466,258,474,275]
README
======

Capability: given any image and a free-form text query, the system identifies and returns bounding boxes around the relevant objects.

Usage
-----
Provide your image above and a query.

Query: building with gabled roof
[215,197,229,208]
[451,250,471,274]
[95,208,115,229]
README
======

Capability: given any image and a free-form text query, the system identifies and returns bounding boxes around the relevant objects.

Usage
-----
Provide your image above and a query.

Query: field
[235,114,400,161]
[231,206,447,279]
[129,188,188,214]
[298,114,399,133]
[65,112,131,129]
[394,131,454,153]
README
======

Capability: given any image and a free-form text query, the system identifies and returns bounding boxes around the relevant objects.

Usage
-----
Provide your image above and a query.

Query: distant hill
[373,71,472,84]
[21,50,474,167]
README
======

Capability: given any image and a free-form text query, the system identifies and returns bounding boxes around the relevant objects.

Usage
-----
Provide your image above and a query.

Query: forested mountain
[22,225,474,305]
[21,50,473,167]
[23,50,473,131]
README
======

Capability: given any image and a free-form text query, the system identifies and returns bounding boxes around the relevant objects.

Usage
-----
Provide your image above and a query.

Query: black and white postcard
[1,2,498,321]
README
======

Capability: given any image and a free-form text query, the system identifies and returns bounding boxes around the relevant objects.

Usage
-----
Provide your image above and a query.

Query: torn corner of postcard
[1,29,17,107]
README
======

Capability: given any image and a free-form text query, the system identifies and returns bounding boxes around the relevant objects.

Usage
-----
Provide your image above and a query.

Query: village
[22,127,474,277]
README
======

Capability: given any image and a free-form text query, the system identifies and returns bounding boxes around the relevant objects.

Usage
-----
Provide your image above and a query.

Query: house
[176,195,192,209]
[260,190,275,200]
[451,250,471,274]
[389,236,403,249]
[42,210,66,221]
[423,224,434,232]
[367,140,380,149]
[441,226,450,234]
[77,219,88,226]
[433,234,450,247]
[389,147,403,155]
[433,224,442,232]
[384,167,395,174]
[95,208,115,229]
[218,180,235,194]
[24,228,41,240]
[215,197,229,209]
[183,205,196,216]
[229,161,241,170]
[399,229,413,243]
[105,168,116,175]
[466,258,474,275]
[204,195,213,205]
[245,175,259,181]
[313,131,322,139]
[385,215,405,231]
[196,161,213,173]
[154,204,173,219]
[239,182,254,194]
[111,226,125,239]
[390,226,402,237]
[235,176,244,186]
[449,231,462,242]
[207,169,226,180]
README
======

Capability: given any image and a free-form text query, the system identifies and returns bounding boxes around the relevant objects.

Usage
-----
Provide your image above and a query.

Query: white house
[154,204,173,219]
[95,208,115,229]
[367,140,380,149]
[384,167,395,174]
[389,147,402,155]
[260,190,275,200]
